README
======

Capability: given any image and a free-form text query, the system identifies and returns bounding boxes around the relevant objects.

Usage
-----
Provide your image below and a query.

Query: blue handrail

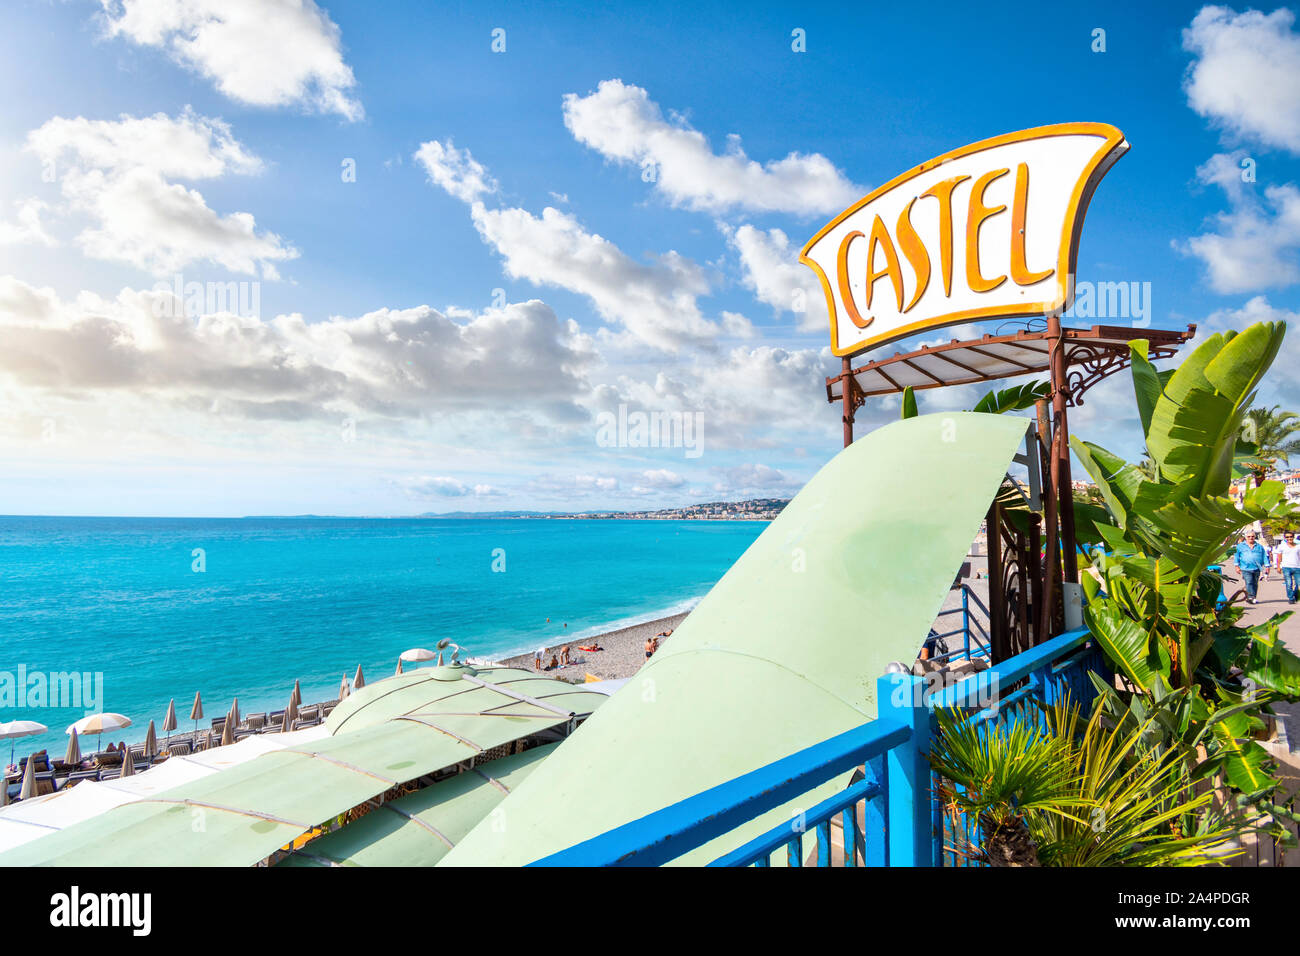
[529,717,910,867]
[531,626,1099,867]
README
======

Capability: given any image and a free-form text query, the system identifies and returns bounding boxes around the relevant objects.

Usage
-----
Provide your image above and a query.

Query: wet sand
[496,612,690,682]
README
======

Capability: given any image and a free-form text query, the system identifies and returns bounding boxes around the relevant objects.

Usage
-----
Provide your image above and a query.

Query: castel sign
[801,123,1128,356]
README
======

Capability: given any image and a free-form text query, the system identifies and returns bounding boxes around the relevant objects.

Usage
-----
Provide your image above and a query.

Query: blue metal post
[962,587,970,659]
[877,672,933,867]
[863,753,887,866]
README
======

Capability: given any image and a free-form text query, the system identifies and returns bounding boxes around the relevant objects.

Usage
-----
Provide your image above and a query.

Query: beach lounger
[321,701,337,717]
[246,713,266,730]
[167,741,192,757]
[210,716,226,732]
[94,750,123,768]
[67,769,98,783]
[97,769,120,781]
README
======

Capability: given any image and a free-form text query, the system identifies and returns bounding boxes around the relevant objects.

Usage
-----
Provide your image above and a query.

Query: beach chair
[97,769,121,781]
[167,741,192,757]
[246,713,266,731]
[298,705,319,722]
[210,716,227,733]
[321,701,338,717]
[67,769,98,784]
[94,750,123,769]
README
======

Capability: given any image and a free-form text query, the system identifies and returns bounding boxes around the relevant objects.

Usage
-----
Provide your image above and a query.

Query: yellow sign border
[800,122,1129,357]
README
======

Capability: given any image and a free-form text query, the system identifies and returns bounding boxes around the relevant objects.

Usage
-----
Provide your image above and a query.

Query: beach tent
[441,412,1033,866]
[0,668,605,866]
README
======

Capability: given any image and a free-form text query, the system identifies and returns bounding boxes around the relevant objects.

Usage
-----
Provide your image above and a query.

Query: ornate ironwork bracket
[1063,340,1184,407]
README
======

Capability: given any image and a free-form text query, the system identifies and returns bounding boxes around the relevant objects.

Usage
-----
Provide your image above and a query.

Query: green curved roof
[0,667,604,866]
[277,743,558,867]
[442,412,1031,865]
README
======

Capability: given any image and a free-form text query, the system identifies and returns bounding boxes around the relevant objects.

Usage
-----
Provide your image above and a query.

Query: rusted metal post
[1048,316,1079,582]
[1038,318,1066,643]
[841,357,855,448]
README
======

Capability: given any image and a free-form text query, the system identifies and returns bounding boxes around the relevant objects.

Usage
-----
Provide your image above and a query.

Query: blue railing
[532,625,1108,867]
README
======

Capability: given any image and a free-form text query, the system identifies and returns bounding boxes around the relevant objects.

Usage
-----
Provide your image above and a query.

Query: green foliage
[901,385,918,420]
[971,380,1052,415]
[1076,321,1300,821]
[932,696,1245,866]
[899,379,1049,419]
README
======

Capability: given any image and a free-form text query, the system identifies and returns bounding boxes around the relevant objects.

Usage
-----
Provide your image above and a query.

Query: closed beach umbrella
[64,728,81,767]
[338,674,350,700]
[120,746,135,777]
[162,698,177,742]
[67,713,131,753]
[395,659,403,676]
[282,693,299,733]
[292,680,302,706]
[18,757,36,800]
[352,665,365,690]
[0,720,48,765]
[143,720,158,759]
[189,692,204,734]
[230,697,240,728]
[220,716,234,748]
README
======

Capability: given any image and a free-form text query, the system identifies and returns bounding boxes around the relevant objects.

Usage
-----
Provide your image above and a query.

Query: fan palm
[1243,405,1300,484]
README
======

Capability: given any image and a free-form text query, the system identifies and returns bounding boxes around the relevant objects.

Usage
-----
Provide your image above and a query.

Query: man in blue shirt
[1234,531,1267,604]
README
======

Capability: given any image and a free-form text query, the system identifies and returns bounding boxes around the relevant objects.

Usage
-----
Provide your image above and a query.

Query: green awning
[0,667,604,866]
[277,743,558,866]
[442,412,1032,866]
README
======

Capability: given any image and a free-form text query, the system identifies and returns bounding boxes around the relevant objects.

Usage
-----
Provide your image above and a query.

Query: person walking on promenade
[1277,531,1300,604]
[1234,531,1267,605]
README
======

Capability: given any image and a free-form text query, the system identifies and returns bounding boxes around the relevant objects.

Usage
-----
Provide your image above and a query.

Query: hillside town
[568,498,790,521]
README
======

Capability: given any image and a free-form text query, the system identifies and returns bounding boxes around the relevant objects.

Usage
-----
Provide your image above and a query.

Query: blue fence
[532,624,1109,867]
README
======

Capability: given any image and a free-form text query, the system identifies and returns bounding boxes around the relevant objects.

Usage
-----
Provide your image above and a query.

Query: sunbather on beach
[559,645,571,665]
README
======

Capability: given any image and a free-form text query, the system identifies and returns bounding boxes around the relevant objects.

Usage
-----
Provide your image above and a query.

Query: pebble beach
[497,612,691,682]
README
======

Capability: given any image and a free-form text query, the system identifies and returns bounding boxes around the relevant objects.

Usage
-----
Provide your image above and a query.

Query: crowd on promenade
[1231,528,1300,604]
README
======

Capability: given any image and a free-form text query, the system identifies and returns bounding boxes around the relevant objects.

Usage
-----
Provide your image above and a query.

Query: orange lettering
[919,175,970,297]
[966,168,1009,293]
[836,230,871,328]
[864,214,904,314]
[896,197,930,312]
[1010,163,1054,285]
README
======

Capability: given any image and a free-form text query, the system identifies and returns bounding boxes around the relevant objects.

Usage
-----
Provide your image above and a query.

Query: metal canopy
[826,324,1195,405]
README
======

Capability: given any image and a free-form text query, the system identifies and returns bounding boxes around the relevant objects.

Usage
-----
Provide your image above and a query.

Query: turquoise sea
[0,517,767,759]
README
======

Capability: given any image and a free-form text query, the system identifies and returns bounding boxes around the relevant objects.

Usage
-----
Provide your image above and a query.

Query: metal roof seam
[378,803,456,848]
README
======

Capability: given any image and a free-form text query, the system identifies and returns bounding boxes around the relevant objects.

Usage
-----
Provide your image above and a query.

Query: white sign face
[801,123,1128,356]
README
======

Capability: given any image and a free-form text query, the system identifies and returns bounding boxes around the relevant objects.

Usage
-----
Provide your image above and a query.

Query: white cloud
[1183,6,1300,154]
[638,468,684,488]
[416,138,721,353]
[1181,152,1300,292]
[26,110,296,277]
[562,79,863,215]
[414,140,498,203]
[99,0,362,120]
[726,224,827,332]
[0,200,57,247]
[1184,295,1300,404]
[0,276,596,425]
[710,462,798,497]
[403,477,504,499]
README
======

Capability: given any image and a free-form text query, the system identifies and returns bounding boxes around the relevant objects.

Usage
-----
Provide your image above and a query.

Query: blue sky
[1,0,1299,515]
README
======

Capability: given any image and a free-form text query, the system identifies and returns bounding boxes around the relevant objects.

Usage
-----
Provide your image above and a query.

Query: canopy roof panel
[277,743,558,867]
[826,324,1195,401]
[0,669,606,866]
